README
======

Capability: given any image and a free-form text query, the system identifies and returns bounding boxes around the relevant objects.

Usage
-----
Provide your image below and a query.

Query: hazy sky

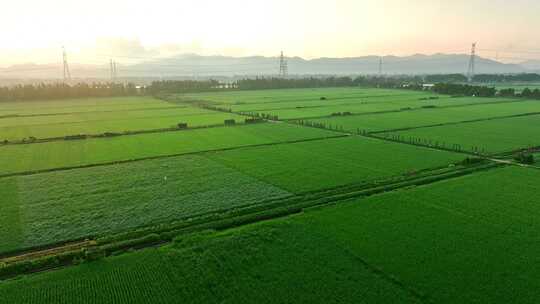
[1,0,540,66]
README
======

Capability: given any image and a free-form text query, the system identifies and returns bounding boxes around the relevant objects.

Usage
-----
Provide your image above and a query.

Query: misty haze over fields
[1,53,537,80]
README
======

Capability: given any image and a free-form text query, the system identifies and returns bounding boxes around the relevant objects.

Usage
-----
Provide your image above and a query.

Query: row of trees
[498,87,540,98]
[0,83,141,102]
[433,83,540,99]
[423,73,540,84]
[148,80,221,94]
[235,76,427,90]
[147,76,424,93]
[474,73,540,83]
[235,77,356,90]
[1,77,411,102]
[432,83,497,97]
[3,74,540,102]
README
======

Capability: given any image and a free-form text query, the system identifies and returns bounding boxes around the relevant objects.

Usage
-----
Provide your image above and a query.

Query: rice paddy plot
[382,114,540,154]
[299,166,540,304]
[207,136,464,193]
[228,96,510,115]
[0,221,421,304]
[0,96,178,116]
[0,108,245,141]
[0,155,292,254]
[3,167,540,303]
[228,93,445,113]
[0,107,212,128]
[304,99,540,133]
[0,123,338,176]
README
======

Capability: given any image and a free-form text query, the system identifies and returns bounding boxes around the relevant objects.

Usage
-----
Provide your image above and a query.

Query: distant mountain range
[0,53,538,80]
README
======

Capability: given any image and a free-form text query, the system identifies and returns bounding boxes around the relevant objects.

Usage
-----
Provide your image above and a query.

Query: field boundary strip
[0,134,349,179]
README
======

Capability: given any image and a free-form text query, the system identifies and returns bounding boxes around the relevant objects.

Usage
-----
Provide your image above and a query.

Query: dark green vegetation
[2,166,540,303]
[2,86,540,303]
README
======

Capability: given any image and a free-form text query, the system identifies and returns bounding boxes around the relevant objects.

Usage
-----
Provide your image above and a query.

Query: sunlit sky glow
[1,0,540,66]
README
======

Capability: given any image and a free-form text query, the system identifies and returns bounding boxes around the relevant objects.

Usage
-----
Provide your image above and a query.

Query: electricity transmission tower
[279,51,288,78]
[378,57,383,76]
[467,43,477,82]
[110,59,114,81]
[62,46,71,82]
[110,59,118,82]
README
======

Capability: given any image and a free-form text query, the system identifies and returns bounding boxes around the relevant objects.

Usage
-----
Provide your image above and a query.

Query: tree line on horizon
[0,83,141,103]
[2,73,540,102]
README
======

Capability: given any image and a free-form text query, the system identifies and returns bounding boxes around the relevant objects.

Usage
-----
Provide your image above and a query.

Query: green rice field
[2,87,540,303]
[207,136,463,192]
[0,97,247,141]
[0,123,337,176]
[303,99,540,133]
[382,114,540,154]
[2,166,539,303]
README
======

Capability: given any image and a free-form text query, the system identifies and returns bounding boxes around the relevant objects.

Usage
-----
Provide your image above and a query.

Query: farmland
[300,166,540,303]
[381,114,540,154]
[0,98,247,141]
[2,86,540,303]
[302,99,540,133]
[0,97,178,116]
[0,135,462,254]
[0,123,337,176]
[187,88,523,120]
[0,223,420,304]
[206,136,463,193]
[2,166,540,303]
[0,155,292,254]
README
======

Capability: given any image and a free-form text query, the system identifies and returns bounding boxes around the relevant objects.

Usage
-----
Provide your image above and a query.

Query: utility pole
[279,51,288,78]
[62,46,71,83]
[467,43,477,82]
